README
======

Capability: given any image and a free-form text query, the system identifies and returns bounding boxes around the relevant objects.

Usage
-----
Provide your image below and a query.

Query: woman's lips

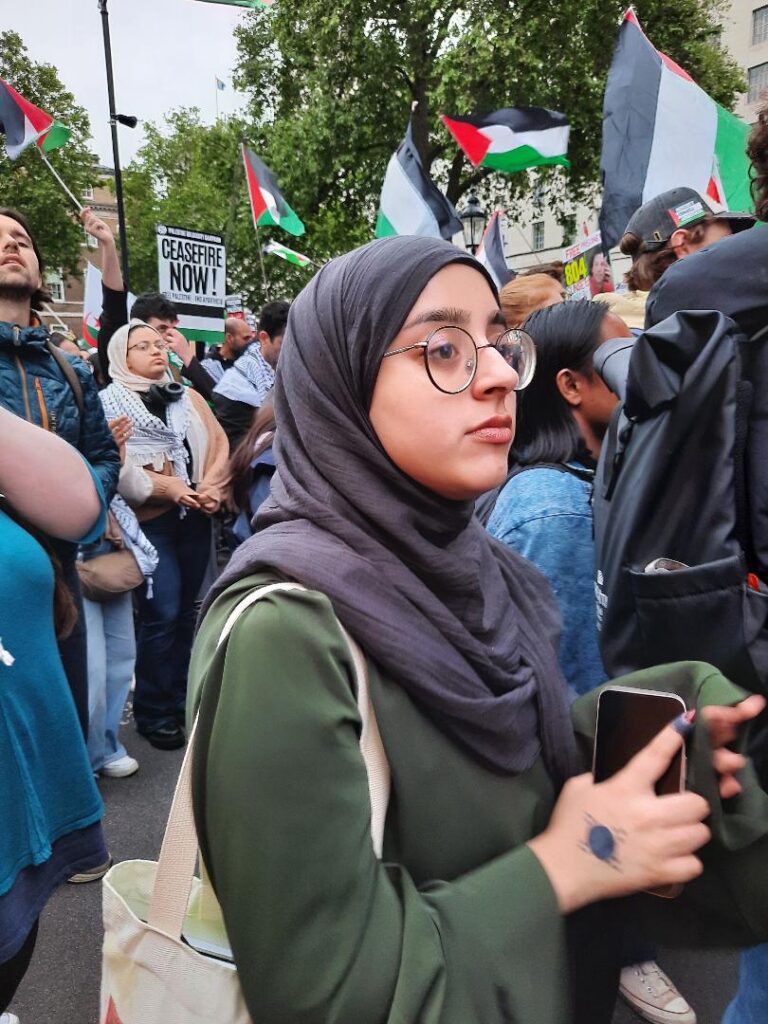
[467,416,513,444]
[468,425,513,443]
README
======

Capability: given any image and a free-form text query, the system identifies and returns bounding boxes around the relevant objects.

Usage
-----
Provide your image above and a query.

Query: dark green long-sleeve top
[189,573,768,1024]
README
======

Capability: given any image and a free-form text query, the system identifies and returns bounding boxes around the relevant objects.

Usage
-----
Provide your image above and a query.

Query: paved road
[11,714,739,1024]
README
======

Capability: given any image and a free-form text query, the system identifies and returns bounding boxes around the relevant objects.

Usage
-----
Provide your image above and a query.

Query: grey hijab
[206,236,577,781]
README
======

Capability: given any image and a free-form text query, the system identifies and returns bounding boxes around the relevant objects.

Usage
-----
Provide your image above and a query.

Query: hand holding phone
[527,707,710,914]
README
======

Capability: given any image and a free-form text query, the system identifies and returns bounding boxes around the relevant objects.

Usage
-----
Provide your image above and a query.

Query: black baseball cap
[621,187,755,256]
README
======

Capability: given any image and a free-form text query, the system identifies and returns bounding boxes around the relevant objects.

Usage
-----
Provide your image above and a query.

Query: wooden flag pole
[37,149,83,213]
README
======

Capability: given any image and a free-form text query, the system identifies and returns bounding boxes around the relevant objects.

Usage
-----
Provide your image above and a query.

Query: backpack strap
[46,342,84,417]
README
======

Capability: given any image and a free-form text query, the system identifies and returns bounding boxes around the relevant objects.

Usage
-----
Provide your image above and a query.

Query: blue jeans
[722,946,768,1023]
[84,592,136,771]
[133,508,211,735]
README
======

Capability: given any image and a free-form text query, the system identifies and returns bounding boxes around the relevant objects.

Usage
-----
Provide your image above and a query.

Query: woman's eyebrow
[401,306,469,330]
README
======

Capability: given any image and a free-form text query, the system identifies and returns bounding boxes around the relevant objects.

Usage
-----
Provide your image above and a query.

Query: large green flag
[192,0,274,9]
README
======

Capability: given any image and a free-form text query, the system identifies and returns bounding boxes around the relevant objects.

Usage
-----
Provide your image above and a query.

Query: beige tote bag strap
[147,581,390,938]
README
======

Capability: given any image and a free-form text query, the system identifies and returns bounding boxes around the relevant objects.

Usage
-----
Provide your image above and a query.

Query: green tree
[232,0,744,251]
[0,31,98,281]
[123,109,309,311]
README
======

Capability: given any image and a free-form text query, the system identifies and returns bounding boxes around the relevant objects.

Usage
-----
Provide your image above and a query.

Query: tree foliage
[122,1,744,306]
[232,0,744,250]
[123,109,308,310]
[0,31,98,281]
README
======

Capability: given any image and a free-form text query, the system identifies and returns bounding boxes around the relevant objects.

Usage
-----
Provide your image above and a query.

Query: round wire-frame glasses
[382,325,536,394]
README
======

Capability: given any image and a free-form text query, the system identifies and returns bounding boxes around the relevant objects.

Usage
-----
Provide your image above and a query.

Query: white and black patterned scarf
[100,382,191,485]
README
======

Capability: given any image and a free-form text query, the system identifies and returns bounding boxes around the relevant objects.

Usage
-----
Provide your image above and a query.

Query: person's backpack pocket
[628,554,768,694]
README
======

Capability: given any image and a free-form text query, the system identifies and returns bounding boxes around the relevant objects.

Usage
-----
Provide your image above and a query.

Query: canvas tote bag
[100,581,390,1024]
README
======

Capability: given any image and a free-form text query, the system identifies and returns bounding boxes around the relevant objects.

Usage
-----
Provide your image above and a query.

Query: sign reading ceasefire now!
[156,225,226,307]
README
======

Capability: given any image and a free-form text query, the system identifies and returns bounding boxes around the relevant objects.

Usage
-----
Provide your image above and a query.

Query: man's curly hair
[748,104,768,223]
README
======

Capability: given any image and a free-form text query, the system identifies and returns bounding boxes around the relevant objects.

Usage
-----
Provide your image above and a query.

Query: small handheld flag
[242,144,305,237]
[442,108,570,174]
[0,78,71,160]
[263,241,313,267]
[476,211,515,290]
[376,118,462,240]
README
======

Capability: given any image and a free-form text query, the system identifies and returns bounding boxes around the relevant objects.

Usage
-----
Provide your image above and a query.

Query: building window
[532,221,545,251]
[748,61,768,103]
[45,270,65,303]
[82,185,94,200]
[753,6,768,46]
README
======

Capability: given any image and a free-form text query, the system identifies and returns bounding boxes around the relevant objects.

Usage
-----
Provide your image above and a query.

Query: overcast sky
[4,0,249,166]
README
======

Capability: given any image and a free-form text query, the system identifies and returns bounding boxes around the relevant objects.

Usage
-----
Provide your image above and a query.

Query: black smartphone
[592,686,687,898]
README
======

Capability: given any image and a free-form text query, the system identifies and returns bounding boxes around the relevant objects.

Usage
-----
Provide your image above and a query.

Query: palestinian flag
[375,119,462,240]
[242,144,305,237]
[82,262,102,348]
[263,241,312,267]
[599,9,753,249]
[441,108,570,174]
[476,211,515,290]
[191,1,274,9]
[0,79,71,160]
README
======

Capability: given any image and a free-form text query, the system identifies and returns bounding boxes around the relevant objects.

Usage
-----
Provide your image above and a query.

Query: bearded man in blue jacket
[0,207,119,739]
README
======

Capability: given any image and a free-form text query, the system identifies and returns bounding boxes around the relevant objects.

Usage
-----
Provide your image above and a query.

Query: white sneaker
[1,1012,21,1023]
[620,961,696,1024]
[100,755,139,778]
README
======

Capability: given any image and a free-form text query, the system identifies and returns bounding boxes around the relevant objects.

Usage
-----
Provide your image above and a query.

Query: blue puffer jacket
[0,322,120,510]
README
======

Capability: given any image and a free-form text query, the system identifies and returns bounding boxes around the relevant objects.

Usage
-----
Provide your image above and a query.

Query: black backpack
[593,309,768,696]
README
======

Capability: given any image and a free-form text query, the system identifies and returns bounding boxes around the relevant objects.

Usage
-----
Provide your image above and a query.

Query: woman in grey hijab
[188,236,735,1024]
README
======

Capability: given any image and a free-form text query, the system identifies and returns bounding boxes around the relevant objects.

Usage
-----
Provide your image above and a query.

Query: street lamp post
[98,0,135,292]
[459,191,487,255]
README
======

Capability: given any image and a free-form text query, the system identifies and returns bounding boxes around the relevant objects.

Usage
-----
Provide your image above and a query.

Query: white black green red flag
[242,144,305,237]
[263,241,312,267]
[475,211,515,290]
[599,9,753,249]
[0,78,70,160]
[376,120,461,240]
[441,108,570,174]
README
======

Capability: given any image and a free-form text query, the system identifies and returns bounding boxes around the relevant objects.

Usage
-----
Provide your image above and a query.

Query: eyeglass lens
[424,327,535,393]
[131,340,168,353]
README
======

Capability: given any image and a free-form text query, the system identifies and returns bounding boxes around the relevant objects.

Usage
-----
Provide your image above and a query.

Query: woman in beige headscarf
[100,319,228,751]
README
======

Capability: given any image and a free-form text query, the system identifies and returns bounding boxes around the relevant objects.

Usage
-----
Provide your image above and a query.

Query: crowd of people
[2,107,768,1024]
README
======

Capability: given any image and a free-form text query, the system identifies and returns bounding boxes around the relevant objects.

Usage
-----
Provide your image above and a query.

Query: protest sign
[563,231,614,300]
[225,293,245,320]
[156,224,226,344]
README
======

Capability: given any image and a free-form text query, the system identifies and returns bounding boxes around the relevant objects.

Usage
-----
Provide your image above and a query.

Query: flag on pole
[599,9,753,249]
[82,263,102,348]
[216,77,226,91]
[263,241,312,267]
[82,263,135,348]
[0,79,71,160]
[191,0,275,9]
[242,144,305,237]
[441,108,570,174]
[375,119,462,240]
[475,211,515,290]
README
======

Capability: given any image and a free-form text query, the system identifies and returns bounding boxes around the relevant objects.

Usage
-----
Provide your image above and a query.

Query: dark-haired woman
[488,301,628,697]
[225,393,276,546]
[100,320,228,750]
[188,238,768,1024]
[487,301,699,1022]
[0,407,108,1023]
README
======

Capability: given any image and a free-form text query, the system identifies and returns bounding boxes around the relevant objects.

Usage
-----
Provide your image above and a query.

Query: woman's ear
[555,367,583,408]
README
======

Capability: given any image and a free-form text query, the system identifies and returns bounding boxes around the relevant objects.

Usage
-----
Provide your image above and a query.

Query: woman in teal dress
[190,236,767,1024]
[0,406,107,1019]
